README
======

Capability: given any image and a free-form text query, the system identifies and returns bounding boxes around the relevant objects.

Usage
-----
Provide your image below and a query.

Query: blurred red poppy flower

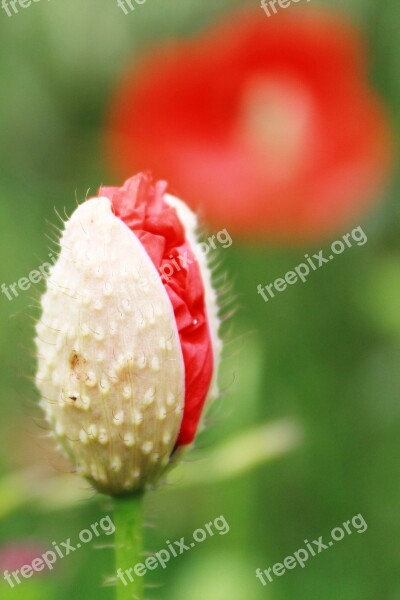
[106,9,393,242]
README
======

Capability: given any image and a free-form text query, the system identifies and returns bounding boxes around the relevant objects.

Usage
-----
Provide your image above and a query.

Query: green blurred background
[0,0,399,598]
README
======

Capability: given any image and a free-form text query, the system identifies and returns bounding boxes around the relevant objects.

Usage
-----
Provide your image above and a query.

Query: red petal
[99,173,214,446]
[106,9,393,242]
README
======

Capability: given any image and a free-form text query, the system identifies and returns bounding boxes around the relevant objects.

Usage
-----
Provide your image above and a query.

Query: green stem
[114,493,144,600]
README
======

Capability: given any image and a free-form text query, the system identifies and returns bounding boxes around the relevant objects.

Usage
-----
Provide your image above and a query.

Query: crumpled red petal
[99,173,214,446]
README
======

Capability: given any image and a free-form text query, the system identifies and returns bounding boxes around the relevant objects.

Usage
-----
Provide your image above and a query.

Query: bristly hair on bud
[35,173,222,496]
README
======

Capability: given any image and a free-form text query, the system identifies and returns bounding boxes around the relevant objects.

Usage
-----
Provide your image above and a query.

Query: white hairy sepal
[35,197,185,495]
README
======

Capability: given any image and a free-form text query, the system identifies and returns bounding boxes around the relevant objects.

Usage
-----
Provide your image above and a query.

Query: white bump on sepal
[35,197,185,495]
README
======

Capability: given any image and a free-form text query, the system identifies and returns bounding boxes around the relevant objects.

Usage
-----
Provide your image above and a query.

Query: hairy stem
[114,493,144,600]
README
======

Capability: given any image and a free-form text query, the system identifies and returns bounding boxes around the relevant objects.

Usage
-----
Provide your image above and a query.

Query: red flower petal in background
[106,9,393,243]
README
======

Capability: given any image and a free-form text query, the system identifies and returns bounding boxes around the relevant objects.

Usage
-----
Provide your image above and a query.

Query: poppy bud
[35,173,221,495]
